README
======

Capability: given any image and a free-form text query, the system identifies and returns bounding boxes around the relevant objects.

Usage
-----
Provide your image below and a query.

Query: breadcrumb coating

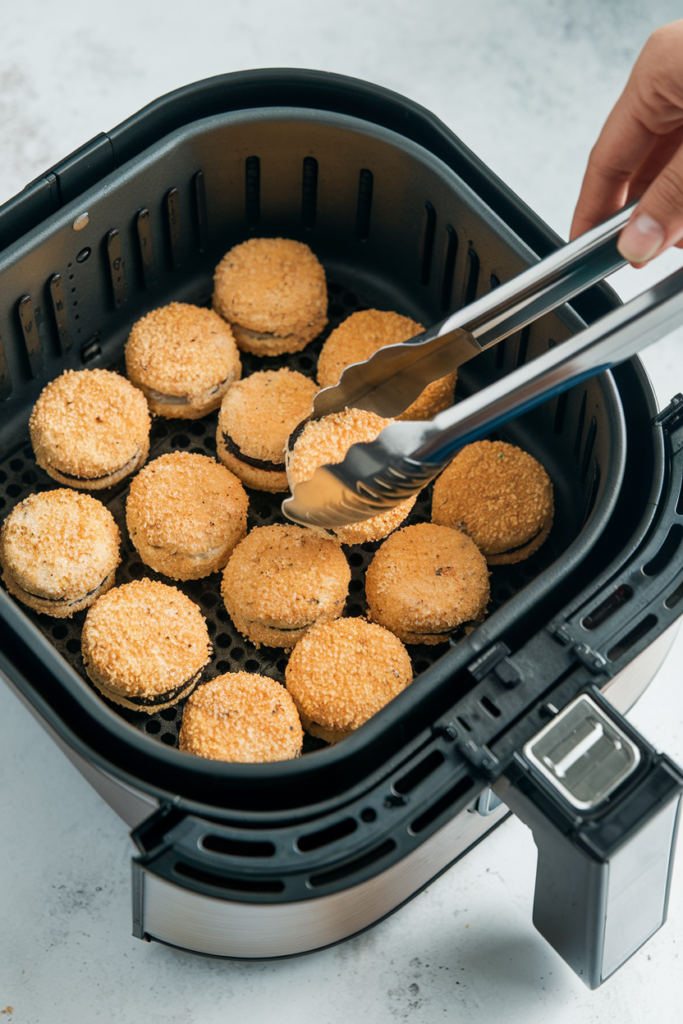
[365,523,489,644]
[216,368,317,492]
[126,452,248,579]
[431,440,554,564]
[287,407,416,543]
[212,237,328,353]
[285,618,413,742]
[221,524,350,648]
[29,369,150,483]
[82,579,212,703]
[317,309,457,420]
[0,489,120,616]
[125,302,241,417]
[179,672,303,762]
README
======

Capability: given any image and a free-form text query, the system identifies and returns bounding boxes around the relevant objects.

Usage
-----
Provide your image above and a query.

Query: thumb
[618,141,683,263]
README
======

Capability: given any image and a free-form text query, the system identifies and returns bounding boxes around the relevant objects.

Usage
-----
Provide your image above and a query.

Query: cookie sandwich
[125,302,241,419]
[286,407,416,544]
[126,452,248,580]
[221,523,350,648]
[317,309,457,420]
[81,578,212,712]
[179,673,303,763]
[0,489,120,617]
[217,368,317,491]
[432,440,554,564]
[29,369,150,489]
[212,237,328,356]
[285,618,413,744]
[365,522,489,644]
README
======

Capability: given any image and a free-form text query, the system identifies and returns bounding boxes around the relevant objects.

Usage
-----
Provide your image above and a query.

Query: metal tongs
[283,202,683,528]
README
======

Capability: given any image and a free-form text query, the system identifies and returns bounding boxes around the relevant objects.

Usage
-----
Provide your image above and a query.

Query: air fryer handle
[492,687,683,989]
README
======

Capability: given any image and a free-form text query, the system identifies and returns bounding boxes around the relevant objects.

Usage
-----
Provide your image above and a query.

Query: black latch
[573,642,608,675]
[467,641,510,681]
[457,738,501,781]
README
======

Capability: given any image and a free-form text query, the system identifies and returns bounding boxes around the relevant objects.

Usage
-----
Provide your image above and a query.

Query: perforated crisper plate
[0,279,558,752]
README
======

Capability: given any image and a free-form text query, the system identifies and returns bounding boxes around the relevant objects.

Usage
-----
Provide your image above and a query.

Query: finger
[625,124,683,203]
[618,138,683,263]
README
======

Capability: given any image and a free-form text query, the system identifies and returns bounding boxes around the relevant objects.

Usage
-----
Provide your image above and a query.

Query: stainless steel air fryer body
[0,71,681,986]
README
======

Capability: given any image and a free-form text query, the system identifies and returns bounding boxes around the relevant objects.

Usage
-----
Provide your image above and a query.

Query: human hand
[571,20,683,266]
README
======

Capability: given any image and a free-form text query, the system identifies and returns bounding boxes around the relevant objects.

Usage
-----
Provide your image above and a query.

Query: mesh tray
[0,275,560,752]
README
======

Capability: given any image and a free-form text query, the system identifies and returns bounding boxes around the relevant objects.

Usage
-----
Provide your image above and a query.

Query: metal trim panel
[139,800,509,957]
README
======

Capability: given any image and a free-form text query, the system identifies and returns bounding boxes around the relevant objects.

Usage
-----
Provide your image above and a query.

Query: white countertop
[1,2,683,1021]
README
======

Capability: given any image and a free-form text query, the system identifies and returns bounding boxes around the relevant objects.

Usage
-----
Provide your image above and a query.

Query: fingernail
[618,214,665,263]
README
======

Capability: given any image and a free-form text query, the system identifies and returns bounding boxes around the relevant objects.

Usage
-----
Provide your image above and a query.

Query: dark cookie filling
[493,524,546,557]
[125,671,201,707]
[149,378,229,404]
[54,451,140,482]
[18,574,110,605]
[222,432,285,473]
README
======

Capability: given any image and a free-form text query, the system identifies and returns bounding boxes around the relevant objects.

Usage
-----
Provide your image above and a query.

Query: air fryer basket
[0,71,681,984]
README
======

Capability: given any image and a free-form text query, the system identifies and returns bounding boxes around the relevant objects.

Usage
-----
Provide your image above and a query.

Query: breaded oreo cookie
[126,452,248,580]
[432,440,554,564]
[212,237,328,356]
[81,578,212,713]
[179,672,303,763]
[217,369,317,492]
[221,524,350,648]
[0,489,120,618]
[285,618,413,744]
[125,302,241,419]
[29,369,151,489]
[317,309,457,420]
[365,523,490,644]
[286,407,416,544]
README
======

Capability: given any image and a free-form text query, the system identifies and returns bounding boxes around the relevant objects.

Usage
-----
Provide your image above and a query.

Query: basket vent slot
[193,170,207,251]
[165,188,181,268]
[421,202,436,284]
[245,156,260,228]
[607,615,658,662]
[301,157,318,229]
[457,715,472,732]
[479,695,501,718]
[573,390,587,461]
[174,861,284,894]
[580,416,597,482]
[582,585,633,630]
[201,835,275,858]
[308,839,396,888]
[490,273,500,290]
[516,325,530,368]
[394,749,445,795]
[136,208,155,289]
[106,229,127,308]
[440,225,458,309]
[49,273,71,352]
[643,524,683,577]
[17,295,43,377]
[410,775,474,834]
[356,168,373,241]
[665,580,683,609]
[0,334,11,400]
[297,817,357,852]
[462,247,480,307]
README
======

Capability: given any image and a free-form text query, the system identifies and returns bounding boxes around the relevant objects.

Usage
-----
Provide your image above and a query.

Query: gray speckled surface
[1,2,683,1021]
